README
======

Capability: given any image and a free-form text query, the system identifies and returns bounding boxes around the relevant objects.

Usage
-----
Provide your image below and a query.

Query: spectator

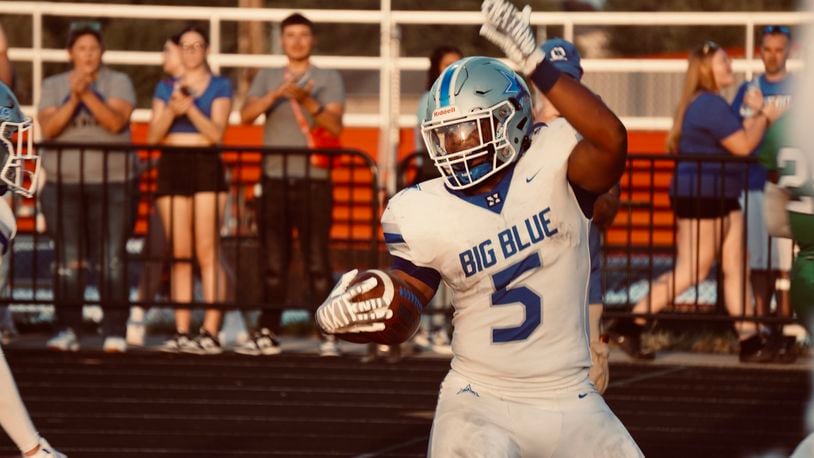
[128,35,185,347]
[0,23,13,88]
[621,41,784,359]
[532,37,618,386]
[38,22,136,353]
[731,25,794,340]
[408,45,462,359]
[148,25,232,354]
[238,13,345,357]
[758,112,811,362]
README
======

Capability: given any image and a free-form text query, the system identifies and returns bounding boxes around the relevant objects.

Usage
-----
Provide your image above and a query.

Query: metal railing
[0,1,810,194]
[8,142,381,317]
[605,152,798,327]
[392,152,801,328]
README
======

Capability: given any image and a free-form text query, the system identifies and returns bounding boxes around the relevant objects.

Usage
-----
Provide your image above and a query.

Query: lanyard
[284,69,315,149]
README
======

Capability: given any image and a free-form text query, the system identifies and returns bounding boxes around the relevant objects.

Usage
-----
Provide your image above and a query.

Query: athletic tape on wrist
[530,57,563,94]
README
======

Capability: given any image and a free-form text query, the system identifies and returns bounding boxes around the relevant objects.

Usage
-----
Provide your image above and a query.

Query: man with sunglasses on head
[731,25,795,362]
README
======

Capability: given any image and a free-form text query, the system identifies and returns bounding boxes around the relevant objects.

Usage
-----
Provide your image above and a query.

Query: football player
[758,112,813,362]
[0,82,65,457]
[315,0,642,455]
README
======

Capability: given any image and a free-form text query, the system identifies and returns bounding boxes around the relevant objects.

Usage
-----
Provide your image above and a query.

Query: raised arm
[541,73,627,193]
[479,0,626,194]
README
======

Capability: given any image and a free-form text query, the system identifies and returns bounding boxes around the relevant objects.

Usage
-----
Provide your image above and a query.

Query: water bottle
[739,79,761,118]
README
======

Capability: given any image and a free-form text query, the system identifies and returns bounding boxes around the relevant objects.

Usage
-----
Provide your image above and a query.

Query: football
[335,269,423,346]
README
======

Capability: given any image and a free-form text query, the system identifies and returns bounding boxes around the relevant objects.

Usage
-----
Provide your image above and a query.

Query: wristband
[530,57,563,94]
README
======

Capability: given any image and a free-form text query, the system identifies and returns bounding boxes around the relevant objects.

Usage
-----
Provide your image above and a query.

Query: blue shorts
[588,223,602,305]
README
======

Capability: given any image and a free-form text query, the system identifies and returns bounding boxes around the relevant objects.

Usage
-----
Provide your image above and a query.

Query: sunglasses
[763,25,791,38]
[69,21,102,33]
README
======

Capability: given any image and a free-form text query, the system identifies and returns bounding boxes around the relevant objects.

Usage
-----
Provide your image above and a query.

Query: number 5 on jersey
[490,252,542,343]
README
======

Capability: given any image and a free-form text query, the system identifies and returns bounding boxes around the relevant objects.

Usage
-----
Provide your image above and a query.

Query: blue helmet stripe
[437,63,459,107]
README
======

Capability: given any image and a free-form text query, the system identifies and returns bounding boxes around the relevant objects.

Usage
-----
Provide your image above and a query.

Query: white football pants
[428,370,643,458]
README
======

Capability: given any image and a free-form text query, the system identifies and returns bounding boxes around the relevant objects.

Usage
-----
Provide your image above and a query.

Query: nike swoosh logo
[578,392,588,399]
[526,170,541,183]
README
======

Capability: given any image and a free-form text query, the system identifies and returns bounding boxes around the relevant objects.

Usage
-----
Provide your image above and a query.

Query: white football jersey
[383,118,592,396]
[0,198,15,255]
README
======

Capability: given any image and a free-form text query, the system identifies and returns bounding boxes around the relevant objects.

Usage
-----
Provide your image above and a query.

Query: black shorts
[155,151,227,196]
[671,197,740,219]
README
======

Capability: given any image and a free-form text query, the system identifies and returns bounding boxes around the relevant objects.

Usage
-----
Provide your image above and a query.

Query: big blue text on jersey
[459,207,558,277]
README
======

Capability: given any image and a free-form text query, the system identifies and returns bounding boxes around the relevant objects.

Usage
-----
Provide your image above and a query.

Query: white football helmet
[421,56,533,190]
[0,82,39,197]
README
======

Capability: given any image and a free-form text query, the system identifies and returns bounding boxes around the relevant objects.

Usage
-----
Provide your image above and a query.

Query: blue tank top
[153,75,233,134]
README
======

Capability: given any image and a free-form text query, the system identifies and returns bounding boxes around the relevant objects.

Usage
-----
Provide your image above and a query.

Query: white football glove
[480,0,544,75]
[315,269,393,335]
[25,438,66,458]
[588,340,610,394]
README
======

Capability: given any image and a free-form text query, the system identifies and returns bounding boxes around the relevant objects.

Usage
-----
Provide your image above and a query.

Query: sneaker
[234,329,281,356]
[103,336,127,353]
[159,333,192,353]
[607,319,654,361]
[430,329,453,355]
[47,329,79,352]
[361,342,380,363]
[319,335,341,357]
[126,320,145,347]
[0,327,17,345]
[739,334,774,363]
[29,437,66,458]
[180,329,223,355]
[412,329,432,353]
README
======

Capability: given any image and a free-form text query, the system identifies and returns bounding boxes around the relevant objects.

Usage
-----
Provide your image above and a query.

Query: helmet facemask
[422,99,519,190]
[0,117,39,198]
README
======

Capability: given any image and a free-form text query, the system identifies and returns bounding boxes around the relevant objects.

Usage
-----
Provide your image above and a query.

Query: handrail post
[32,8,43,126]
[210,15,222,74]
[746,19,755,81]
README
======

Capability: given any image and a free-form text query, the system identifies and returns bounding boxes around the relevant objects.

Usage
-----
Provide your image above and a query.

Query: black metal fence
[3,145,802,329]
[605,153,797,326]
[8,142,380,318]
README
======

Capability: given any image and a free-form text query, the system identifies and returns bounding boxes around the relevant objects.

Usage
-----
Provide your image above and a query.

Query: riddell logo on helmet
[433,106,458,117]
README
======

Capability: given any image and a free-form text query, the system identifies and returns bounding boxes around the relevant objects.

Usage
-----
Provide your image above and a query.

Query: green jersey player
[759,113,814,330]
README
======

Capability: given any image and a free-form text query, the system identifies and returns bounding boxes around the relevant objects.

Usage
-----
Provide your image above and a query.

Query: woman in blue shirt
[147,26,232,354]
[625,42,784,354]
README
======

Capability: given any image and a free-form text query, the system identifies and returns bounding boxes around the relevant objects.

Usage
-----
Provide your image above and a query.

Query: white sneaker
[159,333,192,353]
[319,335,341,357]
[179,330,223,355]
[28,437,66,457]
[412,329,432,352]
[47,329,79,352]
[430,329,453,355]
[126,320,145,346]
[103,336,127,353]
[234,329,281,356]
